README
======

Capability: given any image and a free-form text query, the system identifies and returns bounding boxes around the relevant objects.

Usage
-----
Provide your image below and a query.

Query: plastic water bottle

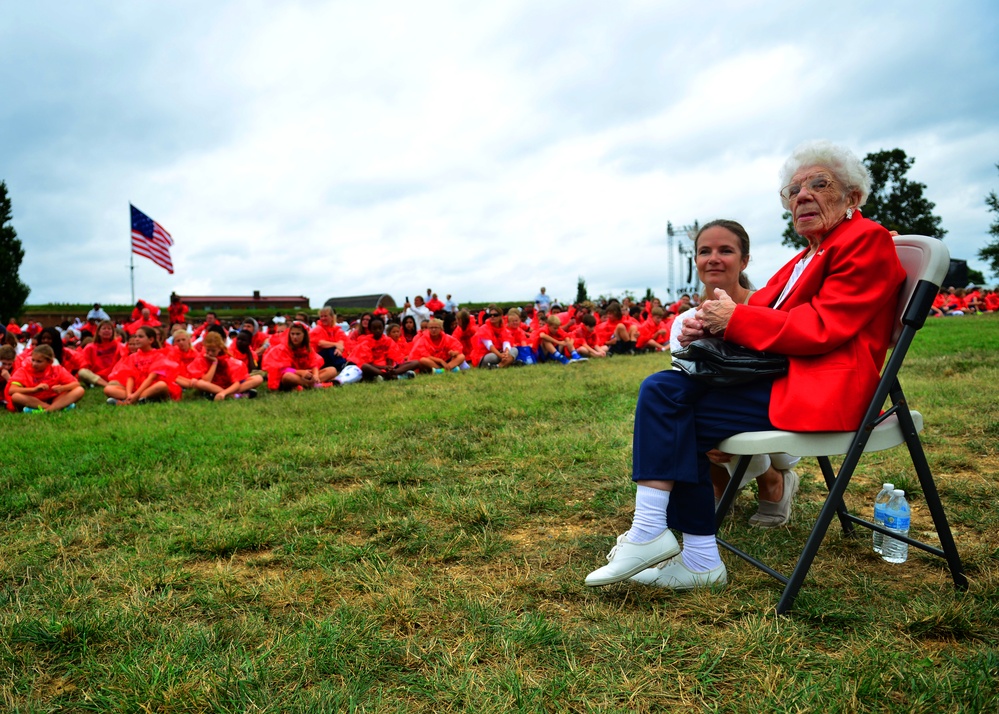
[881,489,910,564]
[872,482,894,554]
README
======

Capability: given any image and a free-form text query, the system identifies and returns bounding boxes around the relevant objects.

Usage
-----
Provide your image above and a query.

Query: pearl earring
[846,208,854,220]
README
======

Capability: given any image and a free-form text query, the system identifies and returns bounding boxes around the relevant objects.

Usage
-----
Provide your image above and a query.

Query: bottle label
[884,514,910,529]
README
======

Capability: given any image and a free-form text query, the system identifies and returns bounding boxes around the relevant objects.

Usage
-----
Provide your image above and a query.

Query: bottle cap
[883,483,894,490]
[892,489,905,496]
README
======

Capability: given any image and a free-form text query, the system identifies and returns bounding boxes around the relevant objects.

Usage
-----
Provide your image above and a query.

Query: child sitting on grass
[2,344,19,410]
[77,320,128,388]
[230,329,264,376]
[104,326,181,405]
[471,306,517,368]
[451,310,477,363]
[347,316,421,381]
[262,321,326,390]
[635,306,671,352]
[408,318,465,373]
[165,329,200,389]
[536,315,585,364]
[572,314,609,358]
[6,344,85,413]
[310,306,348,379]
[188,332,263,401]
[506,309,536,365]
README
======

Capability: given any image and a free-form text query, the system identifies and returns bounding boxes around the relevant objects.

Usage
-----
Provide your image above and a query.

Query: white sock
[627,485,670,543]
[680,533,722,572]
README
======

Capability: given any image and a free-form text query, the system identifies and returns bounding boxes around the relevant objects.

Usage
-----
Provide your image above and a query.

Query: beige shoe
[749,469,799,528]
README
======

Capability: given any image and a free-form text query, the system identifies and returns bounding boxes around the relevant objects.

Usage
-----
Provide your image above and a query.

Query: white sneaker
[584,530,680,587]
[629,556,728,590]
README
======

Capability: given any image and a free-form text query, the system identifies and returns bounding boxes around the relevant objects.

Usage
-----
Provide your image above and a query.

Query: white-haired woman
[586,140,906,592]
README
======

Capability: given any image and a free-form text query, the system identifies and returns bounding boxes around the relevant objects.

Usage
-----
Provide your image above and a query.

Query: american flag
[130,204,174,274]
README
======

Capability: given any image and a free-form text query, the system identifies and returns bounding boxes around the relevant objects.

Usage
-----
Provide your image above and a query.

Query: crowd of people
[1,288,699,413]
[930,285,999,316]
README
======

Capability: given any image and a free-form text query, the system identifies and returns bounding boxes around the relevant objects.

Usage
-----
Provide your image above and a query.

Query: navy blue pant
[318,347,348,372]
[632,371,775,535]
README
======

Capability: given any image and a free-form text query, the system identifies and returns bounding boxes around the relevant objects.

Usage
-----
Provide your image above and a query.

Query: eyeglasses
[780,175,836,208]
[489,313,502,318]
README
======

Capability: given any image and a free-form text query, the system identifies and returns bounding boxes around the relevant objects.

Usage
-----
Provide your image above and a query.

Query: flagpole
[130,201,135,304]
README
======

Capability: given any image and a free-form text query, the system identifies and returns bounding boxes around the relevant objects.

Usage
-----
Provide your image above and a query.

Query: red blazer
[724,214,905,431]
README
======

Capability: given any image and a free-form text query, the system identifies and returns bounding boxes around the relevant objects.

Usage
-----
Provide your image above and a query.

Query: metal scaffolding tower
[666,220,701,302]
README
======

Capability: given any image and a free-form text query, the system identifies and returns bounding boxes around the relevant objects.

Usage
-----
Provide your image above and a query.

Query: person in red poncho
[7,344,85,413]
[0,344,15,411]
[425,292,445,313]
[347,316,421,380]
[572,314,608,359]
[596,302,638,354]
[407,318,465,372]
[535,315,584,364]
[470,305,516,368]
[188,332,263,401]
[165,328,201,389]
[130,299,161,321]
[450,310,476,362]
[309,307,348,379]
[505,309,535,365]
[104,326,181,405]
[78,320,128,388]
[125,307,162,335]
[167,293,190,328]
[262,321,325,390]
[635,306,671,352]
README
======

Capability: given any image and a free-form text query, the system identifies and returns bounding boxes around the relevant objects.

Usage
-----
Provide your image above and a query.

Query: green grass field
[2,315,998,712]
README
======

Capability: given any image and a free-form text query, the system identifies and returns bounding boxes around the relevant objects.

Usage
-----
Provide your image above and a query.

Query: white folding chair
[713,235,968,614]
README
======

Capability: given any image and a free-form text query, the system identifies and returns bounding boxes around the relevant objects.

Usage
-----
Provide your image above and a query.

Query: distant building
[177,292,310,311]
[324,294,397,310]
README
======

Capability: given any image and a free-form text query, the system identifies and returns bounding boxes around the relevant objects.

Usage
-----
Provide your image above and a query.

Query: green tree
[863,149,946,238]
[0,181,30,322]
[977,164,999,279]
[781,148,947,249]
[780,211,802,249]
[575,276,588,304]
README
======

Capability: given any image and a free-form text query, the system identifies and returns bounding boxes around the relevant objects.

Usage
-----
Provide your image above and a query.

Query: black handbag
[671,337,788,387]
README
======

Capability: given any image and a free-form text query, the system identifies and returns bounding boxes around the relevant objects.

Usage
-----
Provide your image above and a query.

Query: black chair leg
[775,437,872,614]
[895,404,968,591]
[715,455,750,529]
[817,456,855,537]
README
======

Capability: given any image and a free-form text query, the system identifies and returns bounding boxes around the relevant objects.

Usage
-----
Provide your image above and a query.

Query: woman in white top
[670,219,800,528]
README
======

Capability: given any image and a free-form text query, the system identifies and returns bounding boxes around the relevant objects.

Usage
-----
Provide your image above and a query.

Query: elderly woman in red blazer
[585,140,906,593]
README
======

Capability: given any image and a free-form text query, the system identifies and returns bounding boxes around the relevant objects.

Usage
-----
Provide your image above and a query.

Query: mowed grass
[2,315,998,713]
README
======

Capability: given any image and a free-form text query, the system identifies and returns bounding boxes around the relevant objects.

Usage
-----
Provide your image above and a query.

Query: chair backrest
[891,235,950,345]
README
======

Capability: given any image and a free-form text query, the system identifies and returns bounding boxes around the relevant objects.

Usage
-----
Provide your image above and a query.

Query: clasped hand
[677,288,737,347]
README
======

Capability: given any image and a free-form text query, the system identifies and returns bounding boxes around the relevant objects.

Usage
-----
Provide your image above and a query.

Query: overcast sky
[3,0,998,309]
